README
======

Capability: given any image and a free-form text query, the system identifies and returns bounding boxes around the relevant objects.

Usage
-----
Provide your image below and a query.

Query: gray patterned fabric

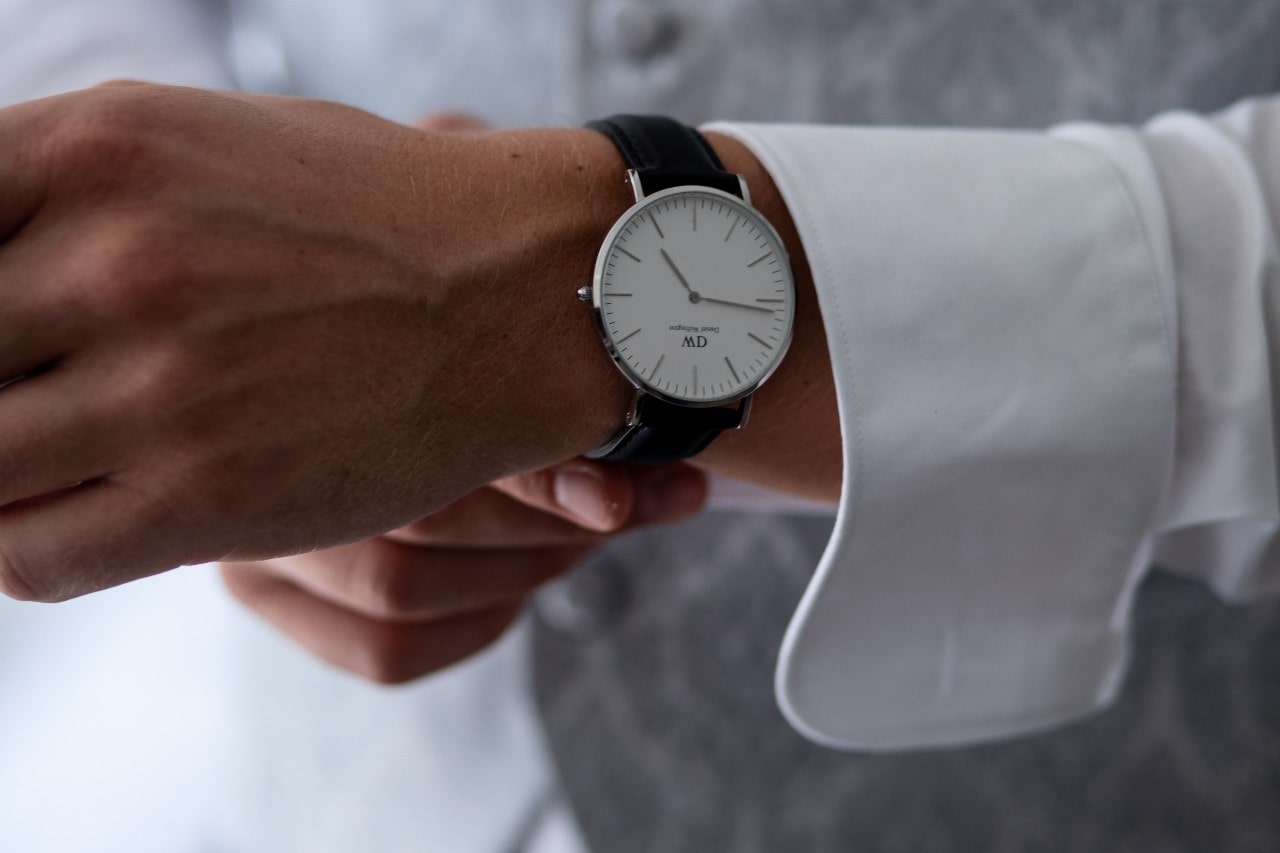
[534,515,1280,852]
[574,0,1280,126]
[530,2,1280,850]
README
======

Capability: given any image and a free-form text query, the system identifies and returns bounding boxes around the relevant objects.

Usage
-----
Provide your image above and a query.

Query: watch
[579,114,797,464]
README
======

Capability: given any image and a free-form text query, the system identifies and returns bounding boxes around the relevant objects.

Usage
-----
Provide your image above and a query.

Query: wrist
[427,122,836,498]
[418,127,634,471]
[694,131,840,502]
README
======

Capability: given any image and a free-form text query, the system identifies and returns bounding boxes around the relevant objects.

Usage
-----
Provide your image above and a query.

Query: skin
[219,115,717,682]
[0,83,840,626]
[221,458,709,683]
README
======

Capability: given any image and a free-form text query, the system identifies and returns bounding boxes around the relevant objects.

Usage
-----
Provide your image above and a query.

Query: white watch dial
[593,186,796,405]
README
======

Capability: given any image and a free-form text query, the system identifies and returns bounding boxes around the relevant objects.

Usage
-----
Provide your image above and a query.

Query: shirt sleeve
[0,0,234,106]
[705,94,1280,750]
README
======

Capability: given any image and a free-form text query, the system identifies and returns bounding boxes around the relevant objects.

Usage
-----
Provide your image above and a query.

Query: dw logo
[681,335,709,348]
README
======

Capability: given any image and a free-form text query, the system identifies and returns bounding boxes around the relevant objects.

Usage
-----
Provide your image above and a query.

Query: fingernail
[635,467,705,523]
[554,466,617,531]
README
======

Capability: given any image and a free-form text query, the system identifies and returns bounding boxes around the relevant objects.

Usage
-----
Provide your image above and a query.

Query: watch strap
[586,114,743,198]
[585,114,749,464]
[586,395,745,465]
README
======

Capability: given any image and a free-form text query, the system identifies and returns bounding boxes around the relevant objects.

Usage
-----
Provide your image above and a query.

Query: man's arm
[0,83,837,603]
[3,79,1278,755]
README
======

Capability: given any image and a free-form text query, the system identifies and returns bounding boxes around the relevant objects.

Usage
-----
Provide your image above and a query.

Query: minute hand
[699,295,775,314]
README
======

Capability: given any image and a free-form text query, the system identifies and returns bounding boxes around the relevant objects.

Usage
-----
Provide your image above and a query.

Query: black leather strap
[586,114,748,464]
[586,396,745,465]
[587,114,743,198]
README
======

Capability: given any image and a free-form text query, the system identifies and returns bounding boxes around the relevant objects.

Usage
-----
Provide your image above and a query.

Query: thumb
[492,459,634,533]
[492,460,710,533]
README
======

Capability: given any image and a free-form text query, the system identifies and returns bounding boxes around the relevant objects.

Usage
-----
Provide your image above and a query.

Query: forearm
[0,84,835,602]
[695,132,840,504]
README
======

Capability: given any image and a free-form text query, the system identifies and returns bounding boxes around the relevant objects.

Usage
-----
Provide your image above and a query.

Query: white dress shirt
[1,0,1279,849]
[718,105,1280,749]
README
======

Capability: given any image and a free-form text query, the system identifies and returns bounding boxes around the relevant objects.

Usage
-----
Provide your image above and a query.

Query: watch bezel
[589,184,796,408]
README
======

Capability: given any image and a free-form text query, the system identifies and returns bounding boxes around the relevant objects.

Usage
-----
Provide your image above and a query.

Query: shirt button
[591,0,679,61]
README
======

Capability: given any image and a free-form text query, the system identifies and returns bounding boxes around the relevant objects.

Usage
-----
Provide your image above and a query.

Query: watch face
[592,185,796,406]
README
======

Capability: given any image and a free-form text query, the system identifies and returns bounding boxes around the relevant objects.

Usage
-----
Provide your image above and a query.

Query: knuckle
[500,469,558,508]
[347,555,422,620]
[75,215,184,320]
[109,345,199,423]
[45,93,154,180]
[390,516,444,545]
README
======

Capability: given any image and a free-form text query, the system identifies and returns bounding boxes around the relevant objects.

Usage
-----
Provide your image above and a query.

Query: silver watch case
[579,169,795,414]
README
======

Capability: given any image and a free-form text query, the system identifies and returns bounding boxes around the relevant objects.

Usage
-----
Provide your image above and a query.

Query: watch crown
[576,285,593,303]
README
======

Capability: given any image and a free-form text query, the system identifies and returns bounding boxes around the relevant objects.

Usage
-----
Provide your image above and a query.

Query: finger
[235,537,591,622]
[0,211,106,382]
[413,112,491,132]
[493,460,710,532]
[0,476,188,601]
[625,463,710,525]
[391,461,710,548]
[221,562,523,685]
[492,459,635,532]
[386,486,609,548]
[0,368,122,511]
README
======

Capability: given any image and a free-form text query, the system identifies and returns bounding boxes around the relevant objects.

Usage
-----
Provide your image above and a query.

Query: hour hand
[660,248,697,297]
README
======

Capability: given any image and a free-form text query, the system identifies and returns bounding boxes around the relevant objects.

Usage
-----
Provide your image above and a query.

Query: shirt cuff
[707,120,1177,749]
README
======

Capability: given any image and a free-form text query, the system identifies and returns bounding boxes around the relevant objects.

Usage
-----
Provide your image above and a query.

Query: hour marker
[651,213,665,239]
[748,332,773,350]
[693,364,698,389]
[747,252,773,268]
[692,204,697,232]
[724,215,740,242]
[650,353,665,379]
[756,298,784,303]
[617,328,641,344]
[609,292,634,297]
[617,246,642,263]
[725,357,740,383]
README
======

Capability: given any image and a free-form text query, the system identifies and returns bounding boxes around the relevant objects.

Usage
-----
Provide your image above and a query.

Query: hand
[0,86,838,603]
[220,458,707,683]
[0,82,636,602]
